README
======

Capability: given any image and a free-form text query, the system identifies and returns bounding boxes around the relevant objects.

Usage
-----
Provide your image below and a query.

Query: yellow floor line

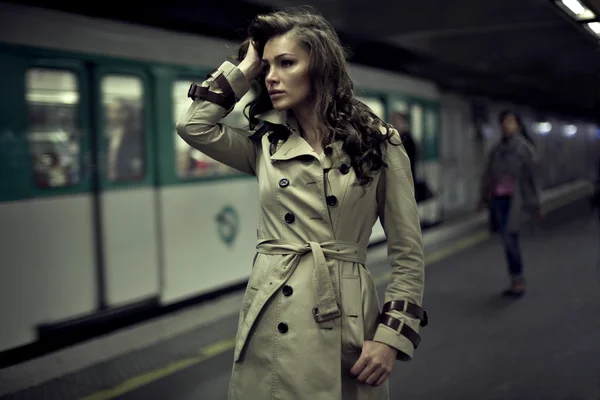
[80,338,237,400]
[79,229,491,400]
[372,229,490,285]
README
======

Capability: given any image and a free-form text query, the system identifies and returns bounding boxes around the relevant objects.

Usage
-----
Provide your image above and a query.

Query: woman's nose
[266,69,279,84]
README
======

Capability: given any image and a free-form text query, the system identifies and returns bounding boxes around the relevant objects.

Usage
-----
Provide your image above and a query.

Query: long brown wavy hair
[236,6,400,187]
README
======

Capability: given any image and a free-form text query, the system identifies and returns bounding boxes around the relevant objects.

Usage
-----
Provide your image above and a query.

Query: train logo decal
[215,205,239,247]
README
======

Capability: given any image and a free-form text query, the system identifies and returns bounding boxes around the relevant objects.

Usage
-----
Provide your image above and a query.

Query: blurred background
[0,0,599,399]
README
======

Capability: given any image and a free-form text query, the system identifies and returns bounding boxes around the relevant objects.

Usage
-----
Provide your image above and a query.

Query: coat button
[278,322,289,334]
[282,285,293,296]
[326,195,337,206]
[324,146,333,156]
[340,164,350,175]
[279,178,289,188]
[284,212,295,224]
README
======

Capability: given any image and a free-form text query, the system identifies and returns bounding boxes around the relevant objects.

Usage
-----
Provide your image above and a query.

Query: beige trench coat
[176,61,427,400]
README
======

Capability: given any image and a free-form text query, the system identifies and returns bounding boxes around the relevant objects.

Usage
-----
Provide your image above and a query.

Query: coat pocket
[341,274,365,353]
[233,253,264,363]
[239,253,262,322]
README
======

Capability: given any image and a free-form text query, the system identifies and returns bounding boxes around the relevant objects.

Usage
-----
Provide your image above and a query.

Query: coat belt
[256,239,367,323]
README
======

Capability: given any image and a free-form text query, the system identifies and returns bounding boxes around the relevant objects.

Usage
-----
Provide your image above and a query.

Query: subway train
[0,1,598,358]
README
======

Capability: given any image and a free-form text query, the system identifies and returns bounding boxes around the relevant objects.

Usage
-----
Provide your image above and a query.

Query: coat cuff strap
[187,72,236,111]
[382,300,428,327]
[378,313,422,349]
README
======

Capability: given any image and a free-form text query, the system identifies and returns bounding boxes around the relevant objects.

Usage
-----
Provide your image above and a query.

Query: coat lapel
[256,109,319,162]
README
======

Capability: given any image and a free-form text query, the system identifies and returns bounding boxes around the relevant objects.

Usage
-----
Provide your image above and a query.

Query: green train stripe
[0,43,441,203]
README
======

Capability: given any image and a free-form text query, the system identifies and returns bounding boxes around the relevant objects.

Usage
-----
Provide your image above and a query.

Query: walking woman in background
[176,6,427,400]
[480,110,542,298]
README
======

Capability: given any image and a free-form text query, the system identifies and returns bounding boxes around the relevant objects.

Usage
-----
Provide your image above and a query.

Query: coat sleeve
[175,61,258,176]
[372,128,427,362]
[520,142,542,210]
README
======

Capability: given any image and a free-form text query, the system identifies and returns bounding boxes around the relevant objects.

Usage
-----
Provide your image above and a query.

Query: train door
[0,54,100,352]
[0,53,161,353]
[421,103,442,225]
[388,96,442,227]
[160,76,261,304]
[91,64,160,308]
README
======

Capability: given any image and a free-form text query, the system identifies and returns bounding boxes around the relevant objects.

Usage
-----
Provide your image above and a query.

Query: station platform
[1,188,599,400]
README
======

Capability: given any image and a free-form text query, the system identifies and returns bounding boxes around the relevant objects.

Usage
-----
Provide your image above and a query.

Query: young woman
[480,110,542,298]
[176,6,427,399]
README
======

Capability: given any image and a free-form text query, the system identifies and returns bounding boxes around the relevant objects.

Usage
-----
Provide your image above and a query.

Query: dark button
[282,285,293,296]
[326,195,337,206]
[340,164,350,175]
[324,146,333,156]
[278,322,289,334]
[279,178,289,188]
[284,212,295,224]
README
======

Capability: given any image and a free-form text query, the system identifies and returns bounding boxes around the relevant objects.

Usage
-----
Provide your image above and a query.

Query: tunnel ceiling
[243,0,600,119]
[9,0,600,119]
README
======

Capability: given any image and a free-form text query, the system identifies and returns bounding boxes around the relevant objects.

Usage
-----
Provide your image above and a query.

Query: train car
[0,2,444,356]
[0,2,597,359]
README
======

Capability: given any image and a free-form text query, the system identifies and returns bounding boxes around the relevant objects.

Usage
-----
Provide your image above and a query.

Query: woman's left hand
[350,340,398,386]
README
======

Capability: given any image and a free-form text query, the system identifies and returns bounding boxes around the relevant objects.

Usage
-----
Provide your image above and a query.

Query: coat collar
[254,108,349,167]
[256,109,316,161]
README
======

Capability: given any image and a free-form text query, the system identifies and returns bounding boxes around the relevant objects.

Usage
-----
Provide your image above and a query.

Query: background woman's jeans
[491,196,523,280]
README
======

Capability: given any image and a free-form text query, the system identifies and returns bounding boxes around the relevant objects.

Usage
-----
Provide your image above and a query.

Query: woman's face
[262,32,312,112]
[502,114,519,137]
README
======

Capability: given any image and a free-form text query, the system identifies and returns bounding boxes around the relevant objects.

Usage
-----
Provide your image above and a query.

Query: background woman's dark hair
[236,6,399,187]
[499,109,535,147]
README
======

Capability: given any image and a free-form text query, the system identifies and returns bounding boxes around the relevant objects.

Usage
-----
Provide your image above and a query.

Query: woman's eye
[281,60,293,67]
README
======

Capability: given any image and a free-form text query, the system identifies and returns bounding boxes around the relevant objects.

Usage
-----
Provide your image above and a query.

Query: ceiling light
[563,124,578,136]
[586,21,600,36]
[557,0,596,20]
[534,122,552,135]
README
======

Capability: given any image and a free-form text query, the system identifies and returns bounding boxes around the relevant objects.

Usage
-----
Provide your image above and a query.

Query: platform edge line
[78,229,491,399]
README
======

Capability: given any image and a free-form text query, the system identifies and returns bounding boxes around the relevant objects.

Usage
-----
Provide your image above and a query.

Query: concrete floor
[123,216,600,400]
[3,212,599,400]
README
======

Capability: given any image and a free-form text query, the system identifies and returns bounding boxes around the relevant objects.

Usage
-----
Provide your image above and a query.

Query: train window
[424,108,437,158]
[389,100,410,136]
[172,79,255,179]
[26,68,80,188]
[356,96,385,120]
[101,75,145,182]
[391,100,409,115]
[410,104,424,145]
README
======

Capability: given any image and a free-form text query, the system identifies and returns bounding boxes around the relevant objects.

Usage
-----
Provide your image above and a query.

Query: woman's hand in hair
[238,39,263,82]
